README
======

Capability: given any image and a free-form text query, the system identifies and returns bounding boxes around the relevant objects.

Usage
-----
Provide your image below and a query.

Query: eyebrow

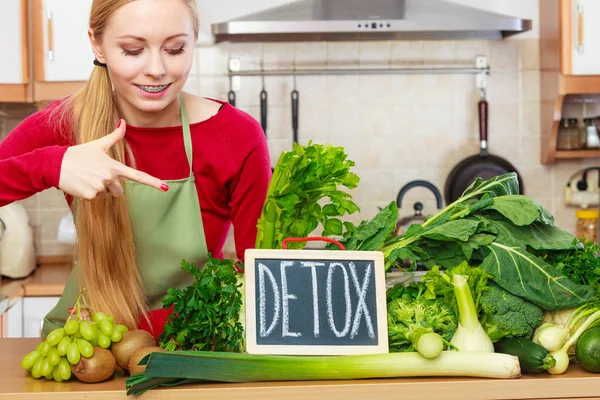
[117,33,188,41]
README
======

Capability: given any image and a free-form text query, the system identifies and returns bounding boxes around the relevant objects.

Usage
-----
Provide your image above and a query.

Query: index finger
[116,164,169,192]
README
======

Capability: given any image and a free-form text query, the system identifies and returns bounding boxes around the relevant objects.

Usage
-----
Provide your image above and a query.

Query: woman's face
[90,0,195,115]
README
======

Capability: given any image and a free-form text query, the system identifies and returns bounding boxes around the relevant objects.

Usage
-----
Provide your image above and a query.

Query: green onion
[126,350,521,395]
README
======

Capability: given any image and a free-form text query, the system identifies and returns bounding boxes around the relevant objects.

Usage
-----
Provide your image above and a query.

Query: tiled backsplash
[1,37,597,257]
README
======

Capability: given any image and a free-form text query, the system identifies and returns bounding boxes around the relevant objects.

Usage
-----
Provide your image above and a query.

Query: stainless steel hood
[211,0,532,43]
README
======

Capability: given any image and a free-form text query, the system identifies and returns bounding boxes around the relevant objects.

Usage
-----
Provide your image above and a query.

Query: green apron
[42,94,208,338]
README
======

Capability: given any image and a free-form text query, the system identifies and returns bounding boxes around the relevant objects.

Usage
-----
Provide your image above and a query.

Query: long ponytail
[58,64,148,329]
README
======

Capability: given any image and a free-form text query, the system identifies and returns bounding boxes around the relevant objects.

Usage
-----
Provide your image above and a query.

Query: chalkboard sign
[244,249,388,355]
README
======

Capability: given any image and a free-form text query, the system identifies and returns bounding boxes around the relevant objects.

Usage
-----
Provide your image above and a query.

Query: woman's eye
[122,49,143,57]
[167,47,185,56]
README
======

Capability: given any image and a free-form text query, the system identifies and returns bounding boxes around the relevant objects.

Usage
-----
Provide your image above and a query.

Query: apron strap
[178,93,194,178]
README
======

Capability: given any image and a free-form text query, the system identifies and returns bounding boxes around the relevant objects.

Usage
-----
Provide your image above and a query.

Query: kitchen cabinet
[0,0,91,104]
[540,0,600,164]
[0,0,29,102]
[22,297,59,338]
[34,0,95,82]
[563,0,600,76]
[1,297,59,339]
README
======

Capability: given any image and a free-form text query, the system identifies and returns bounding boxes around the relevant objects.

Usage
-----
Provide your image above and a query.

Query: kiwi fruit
[71,347,116,383]
[128,346,166,375]
[111,329,156,371]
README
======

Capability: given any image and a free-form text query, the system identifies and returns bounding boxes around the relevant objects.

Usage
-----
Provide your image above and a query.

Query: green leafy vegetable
[480,242,595,310]
[538,239,600,295]
[158,256,244,353]
[255,141,360,250]
[386,282,457,358]
[364,172,595,311]
[328,201,398,251]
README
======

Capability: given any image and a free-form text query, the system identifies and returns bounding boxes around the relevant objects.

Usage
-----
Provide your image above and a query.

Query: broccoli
[387,282,458,358]
[479,282,544,342]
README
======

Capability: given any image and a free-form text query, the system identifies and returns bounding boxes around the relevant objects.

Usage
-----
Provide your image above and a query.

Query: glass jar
[584,118,600,148]
[568,118,581,150]
[557,118,571,150]
[576,208,598,244]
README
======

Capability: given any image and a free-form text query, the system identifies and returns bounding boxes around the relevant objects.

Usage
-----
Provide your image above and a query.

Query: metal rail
[227,66,489,76]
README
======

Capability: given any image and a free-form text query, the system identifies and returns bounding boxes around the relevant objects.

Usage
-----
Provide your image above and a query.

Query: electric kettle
[0,203,36,279]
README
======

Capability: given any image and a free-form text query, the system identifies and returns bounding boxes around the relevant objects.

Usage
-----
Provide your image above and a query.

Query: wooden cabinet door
[36,0,95,82]
[569,0,600,75]
[0,0,27,84]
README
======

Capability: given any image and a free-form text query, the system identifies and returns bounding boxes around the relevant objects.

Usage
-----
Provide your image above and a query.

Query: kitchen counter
[1,339,600,400]
[0,261,72,315]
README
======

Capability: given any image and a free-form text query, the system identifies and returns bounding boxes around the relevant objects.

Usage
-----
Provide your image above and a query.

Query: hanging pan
[444,94,524,204]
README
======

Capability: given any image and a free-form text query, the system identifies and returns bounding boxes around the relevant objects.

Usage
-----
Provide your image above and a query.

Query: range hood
[211,0,532,43]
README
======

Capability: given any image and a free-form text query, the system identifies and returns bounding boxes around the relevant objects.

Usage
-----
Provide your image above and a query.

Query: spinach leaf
[420,219,480,242]
[480,242,595,310]
[460,173,520,200]
[490,195,543,226]
[487,219,576,251]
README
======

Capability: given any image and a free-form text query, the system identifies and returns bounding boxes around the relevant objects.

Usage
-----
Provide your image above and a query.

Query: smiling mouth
[135,83,171,93]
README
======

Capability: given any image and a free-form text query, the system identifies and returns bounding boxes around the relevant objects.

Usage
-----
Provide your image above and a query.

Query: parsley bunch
[158,256,244,352]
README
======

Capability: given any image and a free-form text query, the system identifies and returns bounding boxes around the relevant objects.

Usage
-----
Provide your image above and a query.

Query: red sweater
[1,99,271,336]
[0,98,271,263]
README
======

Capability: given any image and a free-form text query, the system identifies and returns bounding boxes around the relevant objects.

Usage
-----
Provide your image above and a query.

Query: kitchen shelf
[556,150,600,159]
[540,0,600,165]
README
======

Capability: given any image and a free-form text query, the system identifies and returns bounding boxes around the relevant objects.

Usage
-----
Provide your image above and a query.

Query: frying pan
[444,96,524,205]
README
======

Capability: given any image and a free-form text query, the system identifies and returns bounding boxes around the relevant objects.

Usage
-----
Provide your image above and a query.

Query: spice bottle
[584,118,600,149]
[557,118,570,150]
[568,118,581,150]
[576,208,598,244]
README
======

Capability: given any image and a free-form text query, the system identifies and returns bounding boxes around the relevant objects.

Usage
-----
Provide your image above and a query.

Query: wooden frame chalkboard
[244,248,389,355]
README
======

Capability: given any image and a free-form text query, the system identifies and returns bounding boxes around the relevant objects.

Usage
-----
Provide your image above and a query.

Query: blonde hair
[54,0,200,329]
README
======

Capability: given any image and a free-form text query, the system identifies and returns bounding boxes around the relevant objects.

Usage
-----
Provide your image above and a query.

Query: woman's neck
[114,94,182,128]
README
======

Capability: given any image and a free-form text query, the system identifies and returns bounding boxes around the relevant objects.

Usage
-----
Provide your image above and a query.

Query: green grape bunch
[20,290,128,382]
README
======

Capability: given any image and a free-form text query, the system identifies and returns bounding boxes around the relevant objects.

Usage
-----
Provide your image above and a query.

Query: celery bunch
[255,141,360,250]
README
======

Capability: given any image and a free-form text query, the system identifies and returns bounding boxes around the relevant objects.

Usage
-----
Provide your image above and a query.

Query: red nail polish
[117,120,122,128]
[160,184,169,192]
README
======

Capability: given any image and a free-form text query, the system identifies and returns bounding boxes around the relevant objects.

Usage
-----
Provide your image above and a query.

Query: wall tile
[326,42,359,69]
[519,39,540,71]
[358,41,391,69]
[520,71,541,104]
[229,42,263,71]
[422,41,456,68]
[391,41,424,67]
[454,40,490,63]
[263,43,295,70]
[487,71,520,104]
[294,42,327,70]
[489,40,519,71]
[198,43,230,75]
[358,75,393,105]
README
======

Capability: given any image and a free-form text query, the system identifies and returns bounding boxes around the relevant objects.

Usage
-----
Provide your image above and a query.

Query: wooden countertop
[0,261,72,303]
[1,339,600,400]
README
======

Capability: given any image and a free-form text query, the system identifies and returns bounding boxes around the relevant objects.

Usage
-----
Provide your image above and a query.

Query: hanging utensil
[227,76,236,107]
[443,88,524,204]
[260,73,268,137]
[291,72,299,144]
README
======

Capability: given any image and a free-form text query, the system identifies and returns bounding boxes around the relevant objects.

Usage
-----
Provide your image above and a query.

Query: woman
[0,0,271,339]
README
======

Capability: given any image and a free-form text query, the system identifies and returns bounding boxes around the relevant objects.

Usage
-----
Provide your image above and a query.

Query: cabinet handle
[577,4,584,55]
[47,11,54,61]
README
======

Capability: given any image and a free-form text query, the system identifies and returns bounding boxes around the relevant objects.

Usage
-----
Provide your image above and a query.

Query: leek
[126,351,521,396]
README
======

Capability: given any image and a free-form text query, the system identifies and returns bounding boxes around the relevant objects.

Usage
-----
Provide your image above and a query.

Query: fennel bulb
[450,274,494,352]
